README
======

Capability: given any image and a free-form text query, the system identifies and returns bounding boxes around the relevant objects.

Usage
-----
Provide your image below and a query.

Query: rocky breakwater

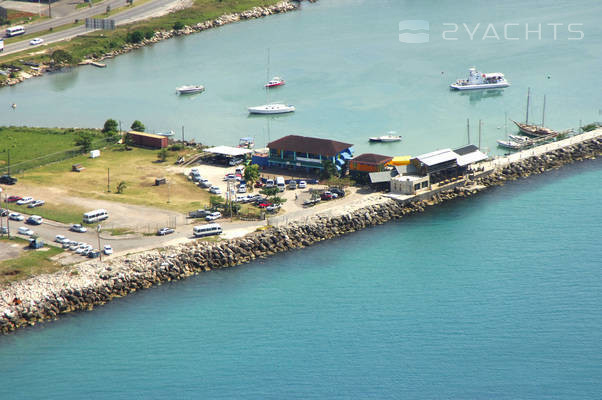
[1,136,600,334]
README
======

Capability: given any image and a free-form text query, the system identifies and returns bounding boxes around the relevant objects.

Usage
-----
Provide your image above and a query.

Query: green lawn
[6,203,86,225]
[0,126,104,174]
[0,237,64,285]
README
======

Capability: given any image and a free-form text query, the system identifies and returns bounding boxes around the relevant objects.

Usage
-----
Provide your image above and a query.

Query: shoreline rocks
[0,138,600,335]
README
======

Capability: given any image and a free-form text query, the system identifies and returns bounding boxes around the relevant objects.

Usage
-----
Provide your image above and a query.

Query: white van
[276,176,285,192]
[288,180,297,190]
[265,179,274,188]
[83,209,109,224]
[193,223,223,237]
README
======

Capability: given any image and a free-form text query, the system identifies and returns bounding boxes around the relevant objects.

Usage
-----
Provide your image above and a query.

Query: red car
[5,196,22,203]
[258,202,272,208]
[254,181,264,188]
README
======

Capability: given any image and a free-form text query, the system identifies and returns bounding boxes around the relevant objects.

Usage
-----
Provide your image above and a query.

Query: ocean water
[0,159,600,399]
[0,1,601,398]
[1,0,601,155]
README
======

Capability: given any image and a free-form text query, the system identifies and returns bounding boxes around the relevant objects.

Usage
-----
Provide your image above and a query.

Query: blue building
[267,135,354,173]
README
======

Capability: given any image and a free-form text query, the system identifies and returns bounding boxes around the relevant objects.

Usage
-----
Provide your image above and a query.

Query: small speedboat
[176,85,205,95]
[369,132,402,142]
[156,130,175,137]
[265,76,285,88]
[248,103,295,114]
[450,67,510,90]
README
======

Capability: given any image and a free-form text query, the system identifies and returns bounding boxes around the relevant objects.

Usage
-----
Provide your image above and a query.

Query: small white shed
[90,150,101,158]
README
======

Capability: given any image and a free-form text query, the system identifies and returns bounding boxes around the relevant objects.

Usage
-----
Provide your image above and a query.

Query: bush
[126,30,144,44]
[173,21,184,30]
[169,144,184,151]
[144,29,154,40]
[52,49,74,64]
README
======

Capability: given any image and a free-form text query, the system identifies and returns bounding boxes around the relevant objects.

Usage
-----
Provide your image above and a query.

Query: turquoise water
[0,160,601,399]
[1,0,601,155]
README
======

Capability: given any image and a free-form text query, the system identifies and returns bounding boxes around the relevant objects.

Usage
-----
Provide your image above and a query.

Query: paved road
[0,0,180,56]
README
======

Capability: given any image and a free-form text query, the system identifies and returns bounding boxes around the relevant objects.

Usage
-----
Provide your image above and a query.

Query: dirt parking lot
[0,241,23,261]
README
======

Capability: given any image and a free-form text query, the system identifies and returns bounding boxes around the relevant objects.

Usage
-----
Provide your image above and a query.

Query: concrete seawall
[1,133,600,334]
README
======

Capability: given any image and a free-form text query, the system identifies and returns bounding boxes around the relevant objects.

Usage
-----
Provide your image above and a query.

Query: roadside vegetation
[0,237,64,285]
[0,0,283,84]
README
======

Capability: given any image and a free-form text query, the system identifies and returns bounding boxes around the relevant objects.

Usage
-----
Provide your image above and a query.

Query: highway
[0,0,181,57]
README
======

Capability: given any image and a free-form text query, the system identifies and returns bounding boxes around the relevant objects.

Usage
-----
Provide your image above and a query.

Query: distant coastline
[1,132,600,335]
[0,0,307,88]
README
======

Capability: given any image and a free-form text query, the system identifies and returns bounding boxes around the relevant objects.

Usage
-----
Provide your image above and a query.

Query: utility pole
[466,118,470,144]
[5,194,10,239]
[97,225,102,261]
[7,149,10,176]
[181,126,185,142]
[48,0,51,18]
[525,87,531,124]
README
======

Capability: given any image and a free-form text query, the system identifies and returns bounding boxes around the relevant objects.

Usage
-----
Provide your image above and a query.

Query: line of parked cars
[4,195,45,208]
[54,235,112,257]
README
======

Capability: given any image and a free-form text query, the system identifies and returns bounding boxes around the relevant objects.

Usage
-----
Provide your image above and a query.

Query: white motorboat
[265,76,285,88]
[369,132,402,142]
[450,68,510,90]
[176,85,205,94]
[156,130,175,137]
[248,103,295,114]
[508,135,532,144]
[496,139,523,150]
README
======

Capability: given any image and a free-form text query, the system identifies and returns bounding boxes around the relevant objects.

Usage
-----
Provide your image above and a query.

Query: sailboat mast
[466,118,470,144]
[478,119,482,150]
[504,112,508,139]
[542,95,546,126]
[265,48,270,104]
[525,87,530,124]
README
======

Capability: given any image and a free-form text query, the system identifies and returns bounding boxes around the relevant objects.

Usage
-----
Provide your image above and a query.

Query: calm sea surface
[0,1,601,398]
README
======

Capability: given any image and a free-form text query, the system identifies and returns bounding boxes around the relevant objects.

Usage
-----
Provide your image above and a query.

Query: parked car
[258,202,272,208]
[288,180,297,190]
[189,168,200,175]
[0,208,9,217]
[265,179,274,188]
[237,184,247,193]
[28,199,45,208]
[9,212,24,221]
[88,250,101,259]
[209,186,222,195]
[254,181,264,188]
[228,157,243,166]
[198,178,211,188]
[0,226,8,234]
[321,191,334,201]
[0,175,17,185]
[29,38,44,46]
[26,215,43,225]
[205,211,222,221]
[103,245,113,255]
[70,224,87,233]
[16,197,34,205]
[55,235,67,243]
[157,227,175,236]
[266,204,281,212]
[5,196,22,203]
[330,187,345,198]
[18,226,34,236]
[298,180,307,189]
[235,166,244,175]
[224,173,236,181]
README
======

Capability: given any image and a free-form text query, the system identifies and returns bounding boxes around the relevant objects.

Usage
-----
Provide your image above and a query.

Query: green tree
[75,132,94,152]
[102,119,118,134]
[321,159,337,180]
[173,21,184,30]
[116,181,127,194]
[260,186,279,197]
[126,30,144,44]
[157,148,168,162]
[243,164,260,189]
[269,196,287,205]
[209,195,224,210]
[130,120,145,132]
[51,49,74,65]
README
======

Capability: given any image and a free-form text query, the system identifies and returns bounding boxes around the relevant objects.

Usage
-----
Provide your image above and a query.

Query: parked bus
[5,26,25,38]
[193,223,222,238]
[83,209,109,224]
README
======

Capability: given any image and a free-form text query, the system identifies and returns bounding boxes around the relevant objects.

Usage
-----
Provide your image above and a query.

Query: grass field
[20,145,210,212]
[0,126,104,173]
[6,203,87,225]
[0,237,64,285]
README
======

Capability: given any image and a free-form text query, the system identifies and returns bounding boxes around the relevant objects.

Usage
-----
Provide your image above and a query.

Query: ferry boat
[248,103,295,114]
[369,132,402,142]
[265,77,285,88]
[450,68,510,90]
[176,85,205,95]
